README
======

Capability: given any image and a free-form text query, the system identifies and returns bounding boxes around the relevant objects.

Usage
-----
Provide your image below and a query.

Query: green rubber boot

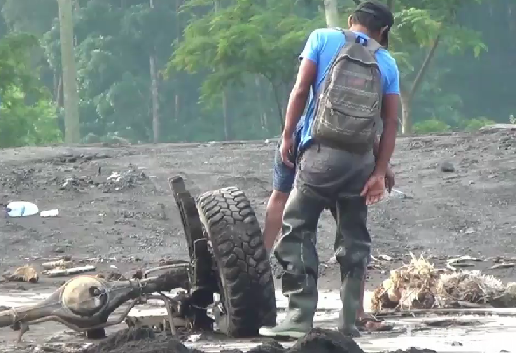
[338,276,362,338]
[259,288,317,339]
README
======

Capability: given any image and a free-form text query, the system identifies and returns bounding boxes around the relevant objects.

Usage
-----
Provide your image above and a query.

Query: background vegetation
[0,0,513,147]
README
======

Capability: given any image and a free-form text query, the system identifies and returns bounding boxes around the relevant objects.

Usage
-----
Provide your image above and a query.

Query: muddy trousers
[260,144,373,338]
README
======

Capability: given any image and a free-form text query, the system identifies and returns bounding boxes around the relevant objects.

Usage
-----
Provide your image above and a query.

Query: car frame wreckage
[3,175,516,352]
[0,176,277,342]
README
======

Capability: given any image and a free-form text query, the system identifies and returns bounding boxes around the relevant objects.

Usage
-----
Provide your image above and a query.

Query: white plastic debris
[40,209,59,217]
[107,172,121,182]
[186,334,202,343]
[6,201,39,217]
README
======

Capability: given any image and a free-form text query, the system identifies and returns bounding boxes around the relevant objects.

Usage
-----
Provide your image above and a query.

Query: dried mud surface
[0,128,515,351]
[83,327,434,353]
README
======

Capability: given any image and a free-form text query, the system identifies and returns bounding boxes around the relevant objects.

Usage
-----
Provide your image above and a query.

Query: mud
[84,328,370,353]
[82,328,441,353]
[2,289,516,352]
[84,328,157,353]
[1,128,516,351]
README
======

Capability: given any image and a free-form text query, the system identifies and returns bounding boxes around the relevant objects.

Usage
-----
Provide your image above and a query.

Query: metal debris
[42,259,74,270]
[2,265,38,283]
[489,263,516,270]
[43,265,96,278]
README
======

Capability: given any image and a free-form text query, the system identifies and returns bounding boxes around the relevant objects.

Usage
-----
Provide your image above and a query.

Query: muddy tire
[197,186,277,337]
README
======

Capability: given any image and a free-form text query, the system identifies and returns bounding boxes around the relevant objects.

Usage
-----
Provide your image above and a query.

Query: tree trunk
[508,2,514,32]
[271,83,285,131]
[400,33,441,134]
[149,55,160,143]
[57,0,80,144]
[400,92,411,134]
[255,76,268,131]
[57,75,63,107]
[323,0,339,27]
[213,0,231,140]
[222,91,230,140]
[149,0,160,143]
[174,94,179,122]
[174,0,181,122]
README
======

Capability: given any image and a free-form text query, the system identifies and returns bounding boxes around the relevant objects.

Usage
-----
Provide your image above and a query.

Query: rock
[83,133,101,143]
[3,265,38,283]
[490,263,516,270]
[389,349,437,353]
[440,161,455,173]
[479,124,516,132]
[485,282,516,308]
[102,135,131,146]
[377,254,393,261]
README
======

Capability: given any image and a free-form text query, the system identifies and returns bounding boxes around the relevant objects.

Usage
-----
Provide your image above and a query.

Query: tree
[324,0,340,27]
[1,0,510,145]
[385,0,487,133]
[42,0,179,143]
[0,33,61,147]
[167,0,322,129]
[57,0,80,143]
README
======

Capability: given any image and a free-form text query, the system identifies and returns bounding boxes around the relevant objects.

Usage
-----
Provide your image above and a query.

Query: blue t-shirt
[297,28,400,152]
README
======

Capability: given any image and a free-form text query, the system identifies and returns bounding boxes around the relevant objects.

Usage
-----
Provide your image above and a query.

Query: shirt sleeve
[384,63,400,95]
[299,30,321,64]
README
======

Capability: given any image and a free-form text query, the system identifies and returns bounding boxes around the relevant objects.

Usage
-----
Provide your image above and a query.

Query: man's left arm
[280,30,320,167]
[283,30,320,139]
[374,65,400,177]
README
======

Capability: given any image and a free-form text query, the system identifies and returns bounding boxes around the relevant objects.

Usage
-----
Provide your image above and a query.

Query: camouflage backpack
[311,30,383,153]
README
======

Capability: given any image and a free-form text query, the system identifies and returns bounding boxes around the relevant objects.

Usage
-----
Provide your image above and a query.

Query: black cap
[354,0,394,48]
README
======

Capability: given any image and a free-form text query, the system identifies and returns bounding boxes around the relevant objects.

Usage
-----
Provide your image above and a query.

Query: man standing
[260,0,399,339]
[263,119,394,332]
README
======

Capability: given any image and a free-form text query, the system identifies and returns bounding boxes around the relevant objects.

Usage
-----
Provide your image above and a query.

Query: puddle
[1,290,515,352]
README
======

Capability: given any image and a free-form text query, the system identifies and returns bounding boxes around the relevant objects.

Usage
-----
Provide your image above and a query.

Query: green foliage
[0,0,513,145]
[169,0,322,115]
[39,0,182,142]
[389,0,488,81]
[413,119,451,134]
[379,0,488,133]
[0,32,61,147]
[1,0,57,35]
[0,86,61,147]
[463,117,496,131]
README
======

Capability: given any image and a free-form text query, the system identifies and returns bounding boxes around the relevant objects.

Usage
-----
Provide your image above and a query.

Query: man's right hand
[280,134,295,169]
[385,167,395,193]
[360,173,386,206]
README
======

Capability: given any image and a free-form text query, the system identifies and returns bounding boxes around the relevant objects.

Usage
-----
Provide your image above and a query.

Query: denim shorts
[272,141,297,194]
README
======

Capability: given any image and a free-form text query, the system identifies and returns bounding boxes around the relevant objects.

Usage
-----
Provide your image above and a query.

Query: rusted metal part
[0,265,190,342]
[169,176,217,331]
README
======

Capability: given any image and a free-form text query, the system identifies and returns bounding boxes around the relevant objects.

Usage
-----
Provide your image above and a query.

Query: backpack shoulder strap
[340,28,382,54]
[340,29,357,45]
[364,37,382,54]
